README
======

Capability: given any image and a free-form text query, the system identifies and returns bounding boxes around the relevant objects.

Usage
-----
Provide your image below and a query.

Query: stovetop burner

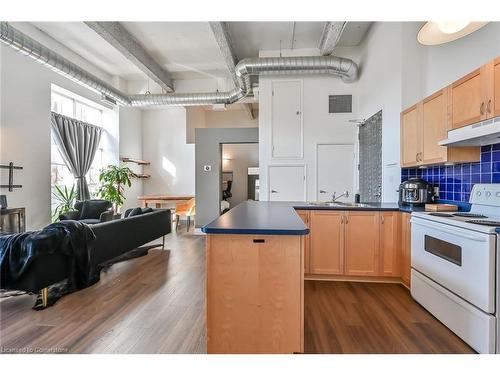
[428,212,454,217]
[465,220,500,227]
[453,213,488,218]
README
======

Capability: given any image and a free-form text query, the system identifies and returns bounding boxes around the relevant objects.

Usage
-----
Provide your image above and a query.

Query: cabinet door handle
[345,216,349,224]
[319,190,327,193]
[487,99,492,114]
[381,216,385,224]
[341,216,344,224]
[271,190,278,193]
[416,153,419,162]
[480,102,485,115]
[253,239,265,243]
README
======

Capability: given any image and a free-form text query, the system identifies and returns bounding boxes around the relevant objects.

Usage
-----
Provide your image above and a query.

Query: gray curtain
[51,112,103,201]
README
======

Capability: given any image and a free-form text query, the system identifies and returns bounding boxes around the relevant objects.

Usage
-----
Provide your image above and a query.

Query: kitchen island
[202,200,412,354]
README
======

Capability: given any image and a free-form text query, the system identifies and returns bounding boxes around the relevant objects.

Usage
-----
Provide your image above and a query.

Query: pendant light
[417,22,489,45]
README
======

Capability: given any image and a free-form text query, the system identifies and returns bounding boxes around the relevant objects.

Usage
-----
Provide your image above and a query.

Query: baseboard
[304,274,405,285]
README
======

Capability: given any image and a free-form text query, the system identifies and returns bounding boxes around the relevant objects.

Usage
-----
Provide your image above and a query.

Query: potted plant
[52,185,77,222]
[98,165,133,216]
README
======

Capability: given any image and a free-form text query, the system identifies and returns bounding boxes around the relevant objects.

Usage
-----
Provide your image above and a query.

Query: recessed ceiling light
[417,21,489,45]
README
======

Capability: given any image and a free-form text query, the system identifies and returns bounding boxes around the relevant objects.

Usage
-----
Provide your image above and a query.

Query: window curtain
[51,112,103,201]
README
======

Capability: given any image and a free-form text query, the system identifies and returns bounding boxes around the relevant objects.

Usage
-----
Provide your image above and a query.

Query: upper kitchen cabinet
[494,57,500,117]
[401,89,480,167]
[401,104,421,167]
[449,58,500,129]
[271,80,303,159]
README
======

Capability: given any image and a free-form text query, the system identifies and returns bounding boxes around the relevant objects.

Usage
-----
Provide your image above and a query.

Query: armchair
[59,199,114,224]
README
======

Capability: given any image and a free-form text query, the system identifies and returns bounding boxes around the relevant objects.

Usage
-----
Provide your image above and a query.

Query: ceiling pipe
[1,22,359,108]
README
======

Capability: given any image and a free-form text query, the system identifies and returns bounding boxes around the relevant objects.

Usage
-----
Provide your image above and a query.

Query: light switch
[203,165,212,172]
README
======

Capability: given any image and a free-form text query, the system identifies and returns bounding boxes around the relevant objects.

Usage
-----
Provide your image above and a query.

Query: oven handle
[411,219,489,242]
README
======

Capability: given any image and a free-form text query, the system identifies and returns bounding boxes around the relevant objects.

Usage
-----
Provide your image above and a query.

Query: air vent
[329,95,352,113]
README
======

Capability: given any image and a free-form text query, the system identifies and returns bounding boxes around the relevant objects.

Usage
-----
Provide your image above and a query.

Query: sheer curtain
[51,112,103,201]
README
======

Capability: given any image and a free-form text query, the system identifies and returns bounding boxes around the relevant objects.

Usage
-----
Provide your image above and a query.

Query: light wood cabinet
[401,104,420,167]
[206,234,303,353]
[296,210,310,273]
[401,88,480,167]
[401,212,412,287]
[449,59,500,129]
[309,210,344,275]
[307,210,402,280]
[379,211,401,277]
[344,211,380,276]
[449,68,486,129]
[494,57,500,117]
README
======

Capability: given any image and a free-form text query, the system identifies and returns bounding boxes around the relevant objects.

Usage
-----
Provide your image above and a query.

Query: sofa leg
[187,216,190,232]
[41,287,49,308]
[175,215,179,231]
[162,235,165,249]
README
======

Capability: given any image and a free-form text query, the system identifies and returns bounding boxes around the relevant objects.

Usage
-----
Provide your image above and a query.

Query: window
[51,87,107,214]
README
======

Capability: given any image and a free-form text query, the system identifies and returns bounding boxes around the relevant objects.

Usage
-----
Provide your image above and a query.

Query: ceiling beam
[85,22,174,92]
[209,21,255,120]
[319,22,347,56]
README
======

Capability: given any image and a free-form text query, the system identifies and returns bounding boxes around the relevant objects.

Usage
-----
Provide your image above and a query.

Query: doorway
[221,143,259,213]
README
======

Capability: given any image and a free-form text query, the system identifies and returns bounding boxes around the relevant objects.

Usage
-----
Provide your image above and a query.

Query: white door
[268,165,305,201]
[271,80,302,158]
[317,144,355,202]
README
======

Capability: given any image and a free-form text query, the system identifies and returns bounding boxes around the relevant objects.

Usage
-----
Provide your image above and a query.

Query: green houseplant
[98,165,133,214]
[52,185,77,222]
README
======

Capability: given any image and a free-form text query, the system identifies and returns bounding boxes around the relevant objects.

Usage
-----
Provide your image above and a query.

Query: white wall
[119,107,144,212]
[259,47,360,202]
[222,143,259,207]
[0,45,119,230]
[357,22,403,202]
[141,108,195,197]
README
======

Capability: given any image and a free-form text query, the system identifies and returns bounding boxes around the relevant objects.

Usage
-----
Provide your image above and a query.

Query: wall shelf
[120,157,151,165]
[131,173,151,179]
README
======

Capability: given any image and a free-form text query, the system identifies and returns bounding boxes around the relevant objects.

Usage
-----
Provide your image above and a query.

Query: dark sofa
[5,209,171,295]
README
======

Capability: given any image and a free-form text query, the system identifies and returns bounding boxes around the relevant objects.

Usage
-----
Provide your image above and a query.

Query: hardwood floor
[304,281,474,354]
[0,229,474,354]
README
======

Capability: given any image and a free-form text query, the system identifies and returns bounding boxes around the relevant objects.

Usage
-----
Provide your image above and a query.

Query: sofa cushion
[127,207,143,217]
[80,200,111,220]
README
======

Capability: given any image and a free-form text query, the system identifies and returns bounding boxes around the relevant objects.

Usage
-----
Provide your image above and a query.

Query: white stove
[410,184,500,354]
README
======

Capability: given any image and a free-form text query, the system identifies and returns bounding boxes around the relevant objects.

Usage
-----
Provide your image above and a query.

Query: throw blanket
[0,221,97,306]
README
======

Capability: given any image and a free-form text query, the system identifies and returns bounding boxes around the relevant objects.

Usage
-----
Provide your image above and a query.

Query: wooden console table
[138,195,194,208]
[0,207,26,234]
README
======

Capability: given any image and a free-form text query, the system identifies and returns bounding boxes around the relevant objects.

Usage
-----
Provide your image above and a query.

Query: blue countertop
[202,201,420,235]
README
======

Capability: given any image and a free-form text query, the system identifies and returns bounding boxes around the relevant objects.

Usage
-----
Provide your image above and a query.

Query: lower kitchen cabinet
[401,212,412,287]
[296,210,310,273]
[344,211,380,276]
[309,210,344,275]
[303,209,405,282]
[379,211,401,277]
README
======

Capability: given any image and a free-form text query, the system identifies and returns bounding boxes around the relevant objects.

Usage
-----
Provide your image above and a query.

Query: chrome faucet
[332,191,349,202]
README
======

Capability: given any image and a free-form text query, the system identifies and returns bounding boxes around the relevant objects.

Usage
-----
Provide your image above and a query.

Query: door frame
[270,79,304,160]
[267,164,307,201]
[315,143,356,202]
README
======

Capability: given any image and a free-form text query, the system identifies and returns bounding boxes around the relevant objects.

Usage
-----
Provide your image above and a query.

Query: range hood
[439,116,500,147]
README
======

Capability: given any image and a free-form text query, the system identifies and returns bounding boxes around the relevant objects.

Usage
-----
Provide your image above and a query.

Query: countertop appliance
[410,183,500,353]
[398,178,434,206]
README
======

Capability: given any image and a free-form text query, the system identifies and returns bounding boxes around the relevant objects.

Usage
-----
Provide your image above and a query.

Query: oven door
[411,217,496,313]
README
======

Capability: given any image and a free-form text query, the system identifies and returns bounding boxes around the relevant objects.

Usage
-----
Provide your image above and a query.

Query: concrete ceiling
[28,21,372,92]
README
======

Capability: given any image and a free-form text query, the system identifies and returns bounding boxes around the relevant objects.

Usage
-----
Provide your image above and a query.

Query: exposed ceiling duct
[0,22,359,108]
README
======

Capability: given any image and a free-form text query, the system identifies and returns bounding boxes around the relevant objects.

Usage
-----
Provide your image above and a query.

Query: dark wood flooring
[0,228,474,354]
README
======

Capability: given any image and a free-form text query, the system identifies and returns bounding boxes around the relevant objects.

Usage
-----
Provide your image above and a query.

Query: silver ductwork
[0,22,131,106]
[1,22,359,108]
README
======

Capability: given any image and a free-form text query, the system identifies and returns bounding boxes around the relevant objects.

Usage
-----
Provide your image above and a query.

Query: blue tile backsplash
[402,143,500,203]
